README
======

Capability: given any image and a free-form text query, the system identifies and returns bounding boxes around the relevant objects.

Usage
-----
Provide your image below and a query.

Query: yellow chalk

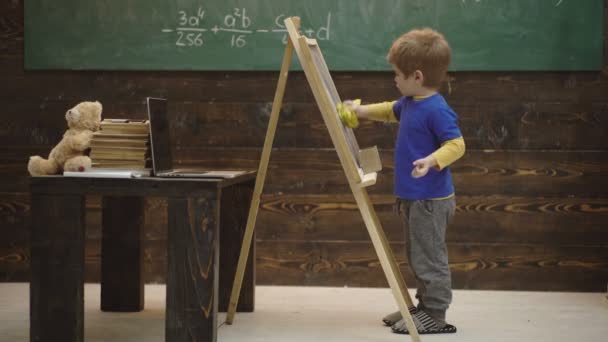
[337,99,360,128]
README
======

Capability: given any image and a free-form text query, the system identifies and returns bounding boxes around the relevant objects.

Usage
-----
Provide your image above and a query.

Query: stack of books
[90,119,151,170]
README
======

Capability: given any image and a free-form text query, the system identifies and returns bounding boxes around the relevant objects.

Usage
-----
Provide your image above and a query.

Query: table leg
[219,180,255,312]
[30,194,85,342]
[101,196,145,312]
[166,195,218,342]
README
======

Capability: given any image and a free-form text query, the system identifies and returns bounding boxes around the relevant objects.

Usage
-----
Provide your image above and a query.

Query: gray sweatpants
[397,197,456,325]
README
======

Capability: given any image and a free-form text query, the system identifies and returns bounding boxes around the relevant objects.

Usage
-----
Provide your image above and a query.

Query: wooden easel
[226,17,421,342]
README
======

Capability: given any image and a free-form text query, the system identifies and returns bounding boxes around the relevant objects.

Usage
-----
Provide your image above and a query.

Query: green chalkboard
[25,0,604,71]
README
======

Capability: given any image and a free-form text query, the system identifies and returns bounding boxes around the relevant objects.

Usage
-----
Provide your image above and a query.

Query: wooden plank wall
[1,0,607,291]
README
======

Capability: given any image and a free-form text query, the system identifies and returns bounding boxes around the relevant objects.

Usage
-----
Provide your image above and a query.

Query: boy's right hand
[337,99,361,128]
[342,99,361,113]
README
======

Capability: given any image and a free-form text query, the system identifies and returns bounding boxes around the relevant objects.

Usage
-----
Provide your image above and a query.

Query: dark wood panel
[2,98,607,150]
[0,100,122,145]
[444,72,608,104]
[2,69,315,104]
[85,241,166,283]
[605,0,608,70]
[13,134,608,192]
[0,192,30,240]
[0,243,166,282]
[80,195,166,241]
[166,100,608,150]
[255,241,608,292]
[452,151,608,197]
[3,192,606,249]
[5,239,607,291]
[256,194,608,245]
[0,245,28,281]
[1,148,606,194]
[451,101,608,150]
[171,149,608,197]
[135,195,608,245]
[0,0,22,56]
[3,61,608,106]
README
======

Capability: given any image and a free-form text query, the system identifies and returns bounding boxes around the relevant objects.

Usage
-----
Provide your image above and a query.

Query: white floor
[0,283,607,342]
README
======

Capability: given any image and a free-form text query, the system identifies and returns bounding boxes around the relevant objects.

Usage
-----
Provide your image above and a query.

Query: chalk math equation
[161,8,331,48]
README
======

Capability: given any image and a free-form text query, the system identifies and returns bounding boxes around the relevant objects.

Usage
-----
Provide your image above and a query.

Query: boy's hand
[342,99,361,114]
[337,99,361,128]
[411,155,438,178]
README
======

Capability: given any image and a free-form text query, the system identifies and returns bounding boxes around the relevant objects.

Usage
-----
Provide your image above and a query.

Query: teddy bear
[27,101,102,176]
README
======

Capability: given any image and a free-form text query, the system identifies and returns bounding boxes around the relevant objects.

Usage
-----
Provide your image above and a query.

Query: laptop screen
[146,97,173,175]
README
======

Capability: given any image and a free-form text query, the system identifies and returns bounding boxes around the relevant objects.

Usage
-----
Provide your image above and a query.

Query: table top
[30,171,256,197]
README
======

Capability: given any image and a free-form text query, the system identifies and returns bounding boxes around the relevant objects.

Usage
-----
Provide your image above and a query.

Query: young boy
[344,28,465,335]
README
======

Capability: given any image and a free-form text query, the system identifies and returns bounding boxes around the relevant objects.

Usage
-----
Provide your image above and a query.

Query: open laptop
[147,97,246,178]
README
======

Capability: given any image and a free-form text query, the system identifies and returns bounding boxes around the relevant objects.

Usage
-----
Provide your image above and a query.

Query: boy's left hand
[411,156,437,178]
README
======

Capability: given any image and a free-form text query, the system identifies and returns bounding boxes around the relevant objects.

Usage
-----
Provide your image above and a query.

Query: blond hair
[387,28,451,88]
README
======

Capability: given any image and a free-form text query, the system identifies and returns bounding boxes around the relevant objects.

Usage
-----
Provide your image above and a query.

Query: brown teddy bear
[27,101,102,176]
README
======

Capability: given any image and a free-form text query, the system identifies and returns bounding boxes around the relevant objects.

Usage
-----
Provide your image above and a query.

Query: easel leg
[225,36,296,324]
[352,187,421,342]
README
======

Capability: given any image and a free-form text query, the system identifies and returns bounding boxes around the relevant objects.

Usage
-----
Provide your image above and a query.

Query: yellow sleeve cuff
[363,101,398,122]
[432,137,465,170]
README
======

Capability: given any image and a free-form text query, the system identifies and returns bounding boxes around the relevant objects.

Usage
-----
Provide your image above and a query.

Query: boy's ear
[414,70,424,83]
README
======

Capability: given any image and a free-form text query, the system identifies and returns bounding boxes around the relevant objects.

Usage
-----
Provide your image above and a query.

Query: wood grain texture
[218,180,256,313]
[255,194,608,245]
[4,191,606,291]
[100,196,145,312]
[5,149,606,196]
[166,196,218,342]
[255,241,608,292]
[2,98,607,150]
[2,193,602,246]
[168,149,606,197]
[30,193,85,342]
[8,235,608,292]
[0,0,22,56]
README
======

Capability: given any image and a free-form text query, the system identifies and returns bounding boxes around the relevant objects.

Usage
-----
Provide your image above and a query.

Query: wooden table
[29,173,256,342]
